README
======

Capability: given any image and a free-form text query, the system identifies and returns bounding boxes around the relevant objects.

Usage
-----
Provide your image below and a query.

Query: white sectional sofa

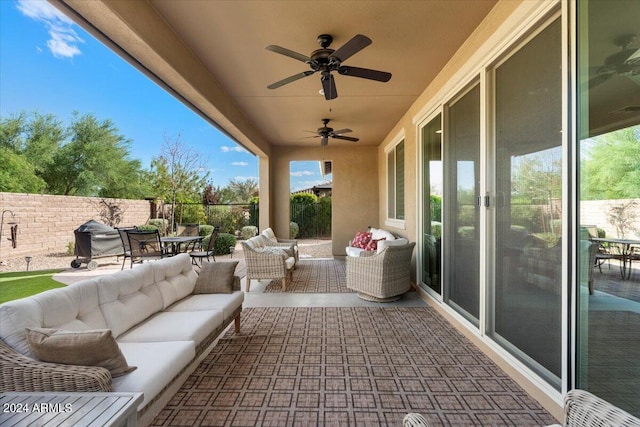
[346,226,409,257]
[0,254,243,425]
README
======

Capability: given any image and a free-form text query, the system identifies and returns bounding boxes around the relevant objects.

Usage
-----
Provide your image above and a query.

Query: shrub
[148,219,168,235]
[199,224,214,236]
[241,226,258,239]
[213,233,237,255]
[290,222,299,239]
[136,224,158,232]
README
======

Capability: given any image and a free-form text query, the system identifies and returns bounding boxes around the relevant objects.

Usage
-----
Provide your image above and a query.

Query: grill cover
[74,220,123,258]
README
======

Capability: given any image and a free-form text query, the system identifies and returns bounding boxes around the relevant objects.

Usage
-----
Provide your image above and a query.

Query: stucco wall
[0,192,152,259]
[271,145,378,256]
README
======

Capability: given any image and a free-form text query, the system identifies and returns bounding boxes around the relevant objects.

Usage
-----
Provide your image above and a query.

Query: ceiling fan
[589,34,640,88]
[303,119,360,146]
[266,34,392,100]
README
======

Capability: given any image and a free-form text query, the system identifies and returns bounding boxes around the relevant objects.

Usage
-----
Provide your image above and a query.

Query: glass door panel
[577,0,640,416]
[421,114,442,294]
[491,18,563,387]
[445,85,481,323]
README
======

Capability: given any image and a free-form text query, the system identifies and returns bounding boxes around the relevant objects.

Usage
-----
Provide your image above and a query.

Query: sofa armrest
[0,339,112,392]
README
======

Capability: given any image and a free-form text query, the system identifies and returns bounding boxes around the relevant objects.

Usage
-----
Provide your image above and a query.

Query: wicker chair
[556,389,640,426]
[346,242,416,302]
[0,338,112,392]
[242,239,295,292]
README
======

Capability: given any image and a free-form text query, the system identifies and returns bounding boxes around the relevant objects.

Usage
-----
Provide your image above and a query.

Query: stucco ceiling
[58,0,498,150]
[148,0,498,147]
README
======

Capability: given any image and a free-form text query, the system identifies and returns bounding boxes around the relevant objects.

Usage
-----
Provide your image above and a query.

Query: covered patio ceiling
[56,0,497,152]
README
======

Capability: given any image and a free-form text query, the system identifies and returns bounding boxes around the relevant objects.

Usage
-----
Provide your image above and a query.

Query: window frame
[385,136,406,228]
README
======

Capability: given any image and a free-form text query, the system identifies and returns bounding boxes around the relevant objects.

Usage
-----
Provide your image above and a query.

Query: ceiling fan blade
[268,70,315,89]
[330,34,372,63]
[265,45,311,63]
[321,72,338,100]
[338,65,392,82]
[331,129,352,135]
[332,135,359,142]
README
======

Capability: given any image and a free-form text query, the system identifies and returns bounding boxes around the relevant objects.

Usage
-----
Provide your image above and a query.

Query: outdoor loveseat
[0,254,243,426]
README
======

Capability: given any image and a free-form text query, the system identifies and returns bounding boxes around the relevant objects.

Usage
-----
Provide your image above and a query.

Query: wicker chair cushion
[26,327,136,377]
[261,227,279,244]
[370,227,397,241]
[194,261,239,294]
[377,237,409,254]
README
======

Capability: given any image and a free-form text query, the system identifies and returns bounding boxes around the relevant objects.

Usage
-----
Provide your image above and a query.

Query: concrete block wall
[580,199,640,239]
[0,192,152,259]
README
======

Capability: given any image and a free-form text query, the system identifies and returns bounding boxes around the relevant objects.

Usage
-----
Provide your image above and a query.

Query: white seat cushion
[285,257,296,270]
[167,292,244,320]
[116,310,223,346]
[114,341,195,409]
[346,246,366,257]
[370,227,396,241]
[377,237,409,253]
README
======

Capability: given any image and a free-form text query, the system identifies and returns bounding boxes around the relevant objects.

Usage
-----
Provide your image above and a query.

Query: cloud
[221,145,249,153]
[232,161,248,166]
[17,0,84,59]
[290,170,314,177]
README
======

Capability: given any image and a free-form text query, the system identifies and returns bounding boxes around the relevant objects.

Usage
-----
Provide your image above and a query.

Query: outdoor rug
[263,259,352,293]
[151,306,556,426]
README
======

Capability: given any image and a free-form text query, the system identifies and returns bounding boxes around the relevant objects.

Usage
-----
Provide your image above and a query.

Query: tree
[0,111,149,198]
[149,133,209,231]
[582,126,640,200]
[225,178,259,203]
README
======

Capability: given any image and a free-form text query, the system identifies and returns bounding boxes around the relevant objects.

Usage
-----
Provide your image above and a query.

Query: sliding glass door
[444,84,481,323]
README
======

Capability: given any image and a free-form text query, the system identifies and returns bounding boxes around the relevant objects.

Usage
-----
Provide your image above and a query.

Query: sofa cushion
[352,231,372,249]
[26,327,136,377]
[152,253,198,308]
[114,341,195,410]
[116,310,223,347]
[194,261,239,294]
[97,263,164,338]
[346,246,366,257]
[370,227,397,241]
[377,237,409,253]
[167,292,244,320]
[0,279,107,357]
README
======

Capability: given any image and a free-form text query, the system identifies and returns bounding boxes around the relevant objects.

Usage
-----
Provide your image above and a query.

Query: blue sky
[0,0,329,192]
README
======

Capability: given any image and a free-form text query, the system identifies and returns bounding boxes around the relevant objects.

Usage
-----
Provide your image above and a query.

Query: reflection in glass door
[490,18,563,388]
[421,114,442,294]
[445,85,481,323]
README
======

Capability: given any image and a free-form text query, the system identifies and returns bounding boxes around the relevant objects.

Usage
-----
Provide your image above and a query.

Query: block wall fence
[0,192,152,259]
[580,199,640,239]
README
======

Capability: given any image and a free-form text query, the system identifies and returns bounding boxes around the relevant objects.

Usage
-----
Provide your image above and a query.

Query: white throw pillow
[377,237,408,253]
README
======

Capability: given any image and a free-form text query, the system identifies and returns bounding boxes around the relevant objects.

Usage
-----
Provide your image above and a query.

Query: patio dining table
[591,237,640,280]
[161,235,203,256]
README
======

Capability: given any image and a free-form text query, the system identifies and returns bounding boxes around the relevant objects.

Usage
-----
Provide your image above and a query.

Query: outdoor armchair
[547,389,640,427]
[346,242,416,302]
[261,227,299,262]
[242,235,295,292]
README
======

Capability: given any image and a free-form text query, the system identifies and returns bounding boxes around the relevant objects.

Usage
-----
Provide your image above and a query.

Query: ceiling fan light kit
[266,33,392,100]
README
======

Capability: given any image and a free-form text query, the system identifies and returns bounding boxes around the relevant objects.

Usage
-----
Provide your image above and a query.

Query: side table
[0,392,143,427]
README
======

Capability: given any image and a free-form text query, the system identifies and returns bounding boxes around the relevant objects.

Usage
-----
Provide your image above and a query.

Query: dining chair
[126,229,167,268]
[116,226,137,270]
[190,230,218,266]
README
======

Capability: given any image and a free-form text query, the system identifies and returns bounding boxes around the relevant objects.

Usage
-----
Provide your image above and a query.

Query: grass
[0,269,65,304]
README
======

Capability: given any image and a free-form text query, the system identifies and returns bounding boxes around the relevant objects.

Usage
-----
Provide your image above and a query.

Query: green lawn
[0,269,65,304]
